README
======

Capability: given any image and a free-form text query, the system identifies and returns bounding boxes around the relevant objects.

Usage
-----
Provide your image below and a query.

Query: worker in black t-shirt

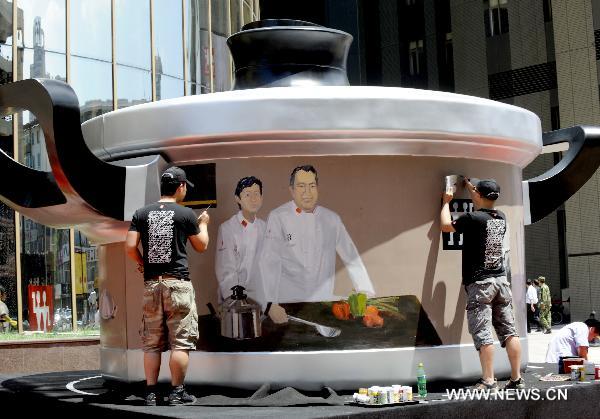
[126,166,210,406]
[441,177,524,391]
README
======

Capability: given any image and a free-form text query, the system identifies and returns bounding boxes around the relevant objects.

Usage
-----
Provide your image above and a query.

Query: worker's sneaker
[503,377,525,390]
[544,329,552,334]
[470,378,498,392]
[144,388,158,406]
[168,385,196,406]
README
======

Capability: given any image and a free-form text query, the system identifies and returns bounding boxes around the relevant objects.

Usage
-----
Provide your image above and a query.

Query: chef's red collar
[295,206,317,214]
[237,210,255,227]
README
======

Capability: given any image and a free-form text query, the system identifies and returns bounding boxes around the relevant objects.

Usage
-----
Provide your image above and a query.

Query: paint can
[570,365,580,381]
[444,175,460,194]
[578,365,586,382]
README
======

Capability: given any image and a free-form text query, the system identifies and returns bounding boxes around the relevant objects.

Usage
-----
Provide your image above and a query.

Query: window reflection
[20,216,72,332]
[116,65,151,108]
[12,2,72,334]
[1,1,17,335]
[185,0,210,93]
[230,0,241,33]
[0,204,16,333]
[211,0,231,92]
[0,43,12,85]
[157,73,184,100]
[17,0,65,53]
[17,48,66,170]
[70,0,112,119]
[115,0,150,69]
[71,56,112,121]
[70,0,111,61]
[19,110,51,170]
[187,81,209,95]
[0,0,14,142]
[243,0,252,26]
[16,0,67,169]
[115,0,152,108]
[154,0,184,100]
[74,230,99,330]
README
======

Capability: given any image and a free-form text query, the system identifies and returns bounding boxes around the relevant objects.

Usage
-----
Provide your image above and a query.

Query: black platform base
[1,364,599,418]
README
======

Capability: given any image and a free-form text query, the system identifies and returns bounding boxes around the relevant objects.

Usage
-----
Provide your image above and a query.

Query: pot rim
[84,86,542,168]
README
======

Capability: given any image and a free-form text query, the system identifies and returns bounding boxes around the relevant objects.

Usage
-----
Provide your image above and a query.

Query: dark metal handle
[524,125,600,224]
[0,79,127,217]
[0,79,164,240]
[0,81,67,208]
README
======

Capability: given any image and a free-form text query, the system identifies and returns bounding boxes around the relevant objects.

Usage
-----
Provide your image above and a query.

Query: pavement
[1,325,599,418]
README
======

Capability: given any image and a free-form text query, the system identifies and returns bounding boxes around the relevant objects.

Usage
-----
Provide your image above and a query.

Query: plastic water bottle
[416,362,427,398]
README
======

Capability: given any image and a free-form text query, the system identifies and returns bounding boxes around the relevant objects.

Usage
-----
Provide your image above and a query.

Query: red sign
[28,285,54,332]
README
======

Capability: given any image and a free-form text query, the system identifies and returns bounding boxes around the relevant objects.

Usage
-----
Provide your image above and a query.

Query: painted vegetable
[365,305,379,317]
[362,313,384,328]
[348,292,367,317]
[332,301,351,320]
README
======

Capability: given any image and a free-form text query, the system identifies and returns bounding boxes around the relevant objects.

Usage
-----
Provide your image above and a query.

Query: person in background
[538,276,552,334]
[125,166,210,406]
[525,279,538,334]
[0,285,17,332]
[441,177,524,391]
[533,278,542,332]
[545,319,600,363]
[215,176,266,303]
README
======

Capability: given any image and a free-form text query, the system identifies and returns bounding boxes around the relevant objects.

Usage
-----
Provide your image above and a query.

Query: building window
[484,0,509,37]
[408,40,424,76]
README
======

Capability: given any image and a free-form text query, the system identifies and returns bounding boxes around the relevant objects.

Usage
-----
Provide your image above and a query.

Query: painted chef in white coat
[260,165,375,323]
[215,176,266,303]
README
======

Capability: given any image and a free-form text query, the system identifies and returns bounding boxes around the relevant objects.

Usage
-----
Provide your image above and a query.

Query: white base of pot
[101,337,529,390]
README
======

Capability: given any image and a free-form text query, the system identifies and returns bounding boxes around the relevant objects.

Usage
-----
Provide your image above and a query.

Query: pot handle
[0,79,164,226]
[524,125,600,225]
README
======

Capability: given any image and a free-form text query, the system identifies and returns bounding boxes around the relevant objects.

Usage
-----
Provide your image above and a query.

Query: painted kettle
[208,285,262,340]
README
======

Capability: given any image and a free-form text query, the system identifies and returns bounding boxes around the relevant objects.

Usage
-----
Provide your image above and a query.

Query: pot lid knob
[227,19,353,90]
[230,285,247,300]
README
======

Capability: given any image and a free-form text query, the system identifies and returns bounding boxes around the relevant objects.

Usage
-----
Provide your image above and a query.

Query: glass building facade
[260,0,600,322]
[0,0,258,338]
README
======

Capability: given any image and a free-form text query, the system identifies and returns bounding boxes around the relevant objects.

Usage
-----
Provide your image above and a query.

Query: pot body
[88,86,543,389]
[99,154,529,388]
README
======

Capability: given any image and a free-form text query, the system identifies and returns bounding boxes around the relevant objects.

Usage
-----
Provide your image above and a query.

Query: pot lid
[83,86,542,168]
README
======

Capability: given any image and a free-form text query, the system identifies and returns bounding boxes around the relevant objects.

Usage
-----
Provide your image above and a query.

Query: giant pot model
[1,20,599,389]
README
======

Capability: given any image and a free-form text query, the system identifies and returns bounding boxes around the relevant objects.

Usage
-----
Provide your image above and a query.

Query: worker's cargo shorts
[465,276,518,351]
[140,279,198,352]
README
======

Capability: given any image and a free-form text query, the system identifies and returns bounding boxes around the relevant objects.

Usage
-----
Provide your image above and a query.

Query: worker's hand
[137,263,144,274]
[198,210,210,226]
[530,305,535,312]
[442,191,454,204]
[464,177,475,190]
[268,304,288,324]
[465,178,479,199]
